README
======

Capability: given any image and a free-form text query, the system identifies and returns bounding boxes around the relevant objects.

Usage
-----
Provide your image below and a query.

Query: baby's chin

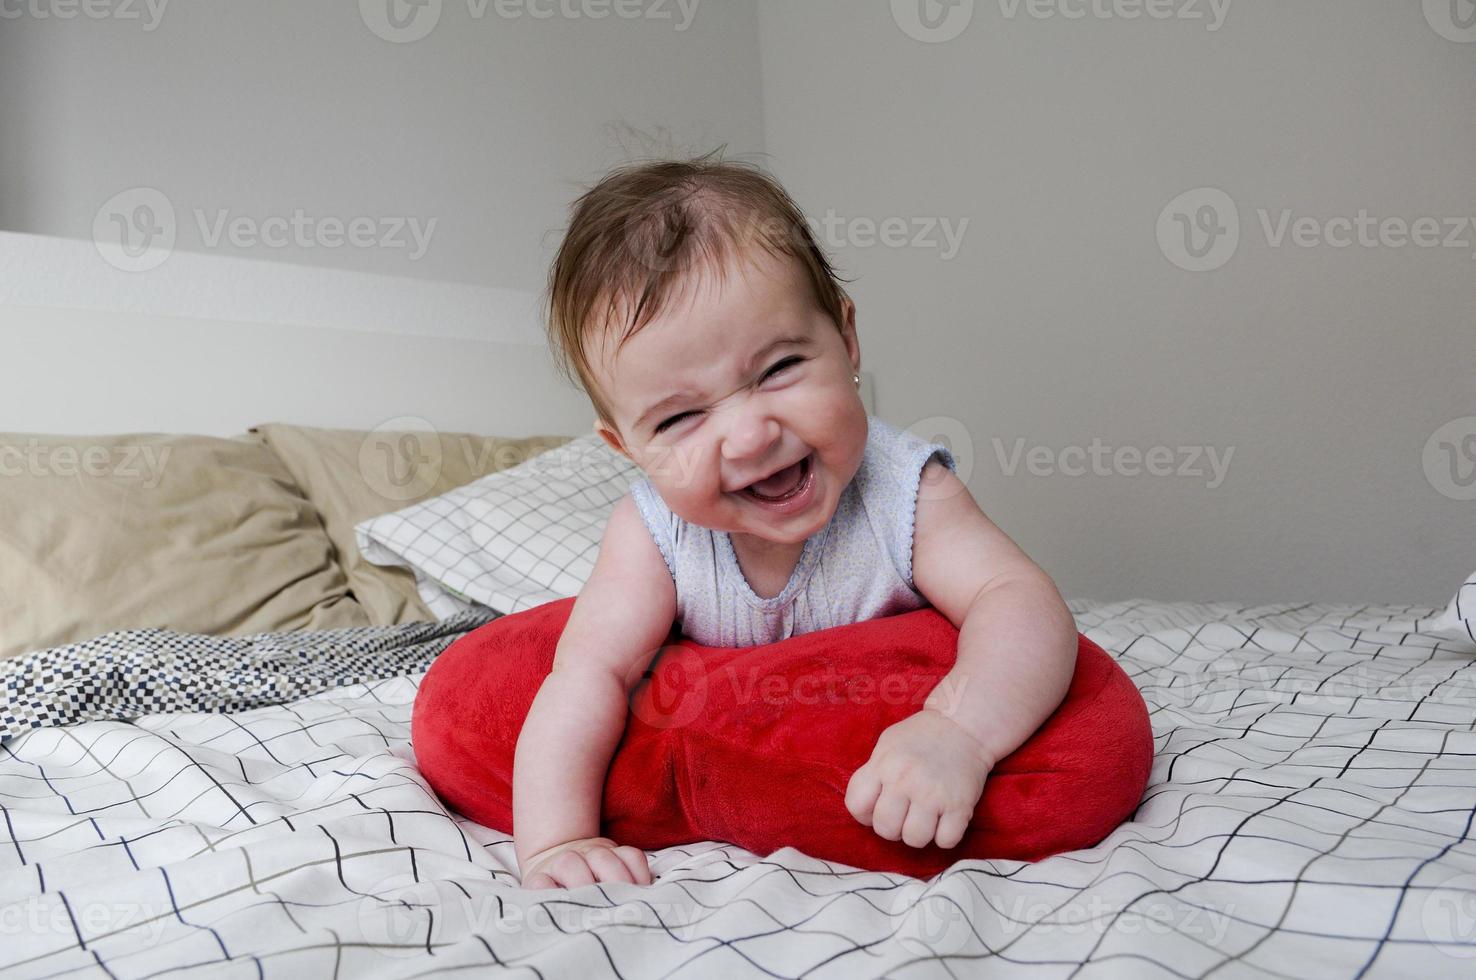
[719,496,838,545]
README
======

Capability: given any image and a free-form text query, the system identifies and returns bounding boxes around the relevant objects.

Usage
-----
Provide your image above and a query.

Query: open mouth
[742,453,813,503]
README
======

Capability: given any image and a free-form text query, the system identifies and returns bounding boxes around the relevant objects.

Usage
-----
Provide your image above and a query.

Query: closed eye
[652,356,806,435]
[764,355,804,379]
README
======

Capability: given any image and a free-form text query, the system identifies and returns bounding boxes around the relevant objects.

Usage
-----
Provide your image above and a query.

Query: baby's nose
[721,415,782,462]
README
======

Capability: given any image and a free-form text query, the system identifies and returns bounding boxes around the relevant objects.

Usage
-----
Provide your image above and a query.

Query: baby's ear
[594,419,631,461]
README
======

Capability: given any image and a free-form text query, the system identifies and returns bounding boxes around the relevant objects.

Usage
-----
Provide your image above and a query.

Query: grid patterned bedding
[2,597,1474,978]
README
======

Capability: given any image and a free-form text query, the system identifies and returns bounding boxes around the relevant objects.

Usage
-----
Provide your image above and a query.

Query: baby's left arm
[844,459,1079,849]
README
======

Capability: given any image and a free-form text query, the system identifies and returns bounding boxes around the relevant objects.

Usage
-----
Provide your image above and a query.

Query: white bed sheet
[3,597,1475,978]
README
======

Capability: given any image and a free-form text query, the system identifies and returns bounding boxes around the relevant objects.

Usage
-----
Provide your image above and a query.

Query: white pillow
[1423,569,1476,647]
[355,433,640,617]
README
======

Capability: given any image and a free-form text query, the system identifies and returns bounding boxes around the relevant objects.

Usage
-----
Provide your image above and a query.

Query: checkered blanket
[2,598,1475,978]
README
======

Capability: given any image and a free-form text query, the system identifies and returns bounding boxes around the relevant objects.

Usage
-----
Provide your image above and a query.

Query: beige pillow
[251,424,573,625]
[0,432,370,661]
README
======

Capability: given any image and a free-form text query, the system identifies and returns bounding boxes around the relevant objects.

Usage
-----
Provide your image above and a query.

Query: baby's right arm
[513,492,677,888]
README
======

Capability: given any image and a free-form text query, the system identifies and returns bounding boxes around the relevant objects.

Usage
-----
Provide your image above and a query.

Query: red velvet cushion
[412,597,1153,878]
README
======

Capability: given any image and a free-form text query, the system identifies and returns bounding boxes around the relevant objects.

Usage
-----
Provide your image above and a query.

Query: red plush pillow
[413,597,1152,878]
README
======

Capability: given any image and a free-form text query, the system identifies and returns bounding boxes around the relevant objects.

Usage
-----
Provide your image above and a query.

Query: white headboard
[0,231,594,438]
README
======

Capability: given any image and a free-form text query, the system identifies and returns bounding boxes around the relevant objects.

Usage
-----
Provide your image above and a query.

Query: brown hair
[543,147,853,433]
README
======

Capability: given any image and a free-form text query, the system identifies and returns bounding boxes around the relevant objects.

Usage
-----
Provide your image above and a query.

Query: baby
[514,151,1079,889]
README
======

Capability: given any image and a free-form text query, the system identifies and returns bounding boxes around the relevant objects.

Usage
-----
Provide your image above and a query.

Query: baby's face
[592,246,868,547]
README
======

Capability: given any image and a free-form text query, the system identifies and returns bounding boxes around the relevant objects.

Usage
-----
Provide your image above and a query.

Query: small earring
[852,374,861,386]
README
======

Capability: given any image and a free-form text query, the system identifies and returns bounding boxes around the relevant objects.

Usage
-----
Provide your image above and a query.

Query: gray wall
[0,0,763,292]
[757,0,1474,606]
[2,0,1470,606]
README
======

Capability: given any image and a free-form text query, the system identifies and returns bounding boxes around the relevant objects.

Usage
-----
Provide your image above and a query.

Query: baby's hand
[845,709,994,849]
[520,836,653,890]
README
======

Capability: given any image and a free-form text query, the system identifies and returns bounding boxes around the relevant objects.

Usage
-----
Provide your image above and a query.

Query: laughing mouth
[739,453,812,502]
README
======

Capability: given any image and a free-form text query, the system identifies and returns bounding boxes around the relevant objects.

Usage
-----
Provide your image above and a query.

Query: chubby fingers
[543,849,598,889]
[524,845,654,890]
[934,809,971,850]
[845,764,883,825]
[848,768,975,849]
[612,845,654,885]
[523,870,557,889]
[901,802,943,849]
[870,786,912,842]
[587,845,647,885]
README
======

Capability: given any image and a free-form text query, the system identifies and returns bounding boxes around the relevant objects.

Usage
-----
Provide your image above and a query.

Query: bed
[1,418,1473,978]
[5,596,1476,973]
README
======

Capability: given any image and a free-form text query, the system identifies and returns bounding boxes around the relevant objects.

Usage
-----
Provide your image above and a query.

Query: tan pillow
[0,432,370,661]
[251,424,574,625]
